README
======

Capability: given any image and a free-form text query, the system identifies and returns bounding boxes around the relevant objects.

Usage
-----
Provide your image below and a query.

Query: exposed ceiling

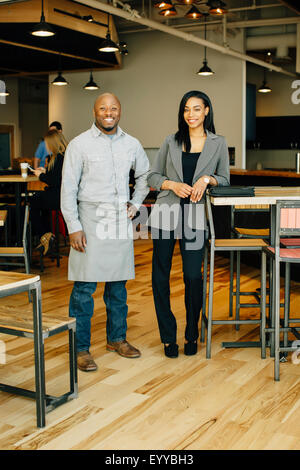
[0,0,299,80]
[0,0,121,79]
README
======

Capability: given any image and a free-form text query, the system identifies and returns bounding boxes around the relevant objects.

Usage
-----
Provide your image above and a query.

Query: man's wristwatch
[203,177,210,184]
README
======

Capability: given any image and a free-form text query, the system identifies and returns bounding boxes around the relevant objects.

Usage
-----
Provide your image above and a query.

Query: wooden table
[0,174,38,245]
[208,186,300,350]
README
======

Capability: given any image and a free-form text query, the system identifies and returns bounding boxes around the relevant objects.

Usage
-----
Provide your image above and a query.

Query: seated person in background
[30,129,68,254]
[33,121,63,169]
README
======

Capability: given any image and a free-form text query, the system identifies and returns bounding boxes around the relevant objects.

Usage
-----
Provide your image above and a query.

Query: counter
[231,169,300,179]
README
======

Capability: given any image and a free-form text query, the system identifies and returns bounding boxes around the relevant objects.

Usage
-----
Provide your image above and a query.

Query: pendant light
[154,0,173,8]
[159,5,177,16]
[30,0,55,37]
[208,0,227,15]
[197,16,214,76]
[258,70,272,93]
[84,71,99,90]
[51,54,68,86]
[99,15,119,52]
[185,6,202,19]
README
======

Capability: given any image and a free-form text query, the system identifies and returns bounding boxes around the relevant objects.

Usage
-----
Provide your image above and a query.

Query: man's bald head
[93,93,121,135]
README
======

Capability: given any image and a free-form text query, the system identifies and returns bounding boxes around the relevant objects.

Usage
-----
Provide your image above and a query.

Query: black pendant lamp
[185,6,202,19]
[208,0,227,15]
[99,15,119,52]
[258,70,272,93]
[52,54,69,86]
[84,71,99,90]
[159,5,177,16]
[30,0,55,37]
[197,16,214,76]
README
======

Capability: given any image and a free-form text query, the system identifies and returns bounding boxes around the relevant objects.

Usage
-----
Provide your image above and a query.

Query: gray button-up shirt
[61,123,149,234]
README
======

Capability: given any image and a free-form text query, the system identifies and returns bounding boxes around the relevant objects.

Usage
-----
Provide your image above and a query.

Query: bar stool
[229,204,270,328]
[261,200,300,381]
[0,271,77,427]
[39,209,67,272]
[202,194,268,358]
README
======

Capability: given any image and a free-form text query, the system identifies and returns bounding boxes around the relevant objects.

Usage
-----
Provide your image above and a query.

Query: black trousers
[152,228,204,344]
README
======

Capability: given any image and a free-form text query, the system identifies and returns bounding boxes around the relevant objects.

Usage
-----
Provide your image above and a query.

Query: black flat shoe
[164,343,178,358]
[184,341,198,356]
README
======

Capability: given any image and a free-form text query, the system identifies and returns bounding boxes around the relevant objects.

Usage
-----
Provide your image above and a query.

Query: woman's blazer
[147,131,230,231]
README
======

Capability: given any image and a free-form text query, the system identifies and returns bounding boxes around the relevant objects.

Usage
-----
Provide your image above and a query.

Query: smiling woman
[147,90,230,359]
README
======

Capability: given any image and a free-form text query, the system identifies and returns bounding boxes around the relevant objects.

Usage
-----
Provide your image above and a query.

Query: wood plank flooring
[1,238,300,450]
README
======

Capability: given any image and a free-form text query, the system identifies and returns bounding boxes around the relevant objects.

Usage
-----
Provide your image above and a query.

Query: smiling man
[61,93,149,372]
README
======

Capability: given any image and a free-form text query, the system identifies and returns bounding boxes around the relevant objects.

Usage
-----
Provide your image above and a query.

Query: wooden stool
[0,271,78,427]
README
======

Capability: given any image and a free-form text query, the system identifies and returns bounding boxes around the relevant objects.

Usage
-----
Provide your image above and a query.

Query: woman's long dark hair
[175,90,216,153]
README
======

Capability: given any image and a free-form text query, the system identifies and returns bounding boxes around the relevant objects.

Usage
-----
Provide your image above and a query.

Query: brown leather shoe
[106,340,141,358]
[77,350,98,372]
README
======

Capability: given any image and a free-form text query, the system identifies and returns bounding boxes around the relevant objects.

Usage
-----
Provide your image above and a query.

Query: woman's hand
[33,167,46,177]
[190,176,210,203]
[162,180,193,198]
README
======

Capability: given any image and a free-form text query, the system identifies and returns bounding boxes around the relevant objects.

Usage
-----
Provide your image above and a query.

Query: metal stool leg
[261,251,267,359]
[32,282,46,428]
[200,244,208,343]
[206,244,215,359]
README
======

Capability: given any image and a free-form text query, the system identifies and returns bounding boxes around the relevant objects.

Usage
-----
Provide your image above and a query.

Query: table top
[210,187,300,206]
[0,175,38,183]
[231,169,300,179]
[0,272,40,292]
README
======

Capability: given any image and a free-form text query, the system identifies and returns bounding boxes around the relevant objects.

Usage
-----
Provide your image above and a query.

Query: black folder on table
[209,186,255,197]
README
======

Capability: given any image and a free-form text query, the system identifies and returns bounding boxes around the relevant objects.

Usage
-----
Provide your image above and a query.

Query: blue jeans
[69,280,128,352]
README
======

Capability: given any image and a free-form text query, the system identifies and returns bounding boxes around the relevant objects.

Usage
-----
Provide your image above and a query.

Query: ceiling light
[83,15,93,22]
[30,0,55,37]
[159,6,177,16]
[208,0,227,15]
[99,15,119,52]
[154,0,173,8]
[258,69,272,93]
[197,60,214,76]
[52,71,68,86]
[197,16,214,76]
[84,71,99,90]
[258,80,271,93]
[99,32,119,52]
[185,6,202,19]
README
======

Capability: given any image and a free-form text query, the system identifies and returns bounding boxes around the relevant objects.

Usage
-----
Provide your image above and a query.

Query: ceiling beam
[0,39,116,67]
[2,65,121,78]
[277,1,300,15]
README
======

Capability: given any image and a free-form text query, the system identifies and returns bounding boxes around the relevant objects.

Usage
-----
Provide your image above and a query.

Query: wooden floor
[1,238,300,450]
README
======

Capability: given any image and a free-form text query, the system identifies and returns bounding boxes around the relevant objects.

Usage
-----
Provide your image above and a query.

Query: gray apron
[68,201,135,282]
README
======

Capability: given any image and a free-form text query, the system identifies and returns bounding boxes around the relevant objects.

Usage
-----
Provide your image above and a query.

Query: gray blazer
[147,131,230,231]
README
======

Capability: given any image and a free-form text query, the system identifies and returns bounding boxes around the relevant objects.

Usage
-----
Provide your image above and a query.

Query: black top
[182,151,200,187]
[39,153,64,190]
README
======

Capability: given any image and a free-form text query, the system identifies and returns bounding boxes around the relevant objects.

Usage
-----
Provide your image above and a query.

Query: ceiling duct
[73,0,297,77]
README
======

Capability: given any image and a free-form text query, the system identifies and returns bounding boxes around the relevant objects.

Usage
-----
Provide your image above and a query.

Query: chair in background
[229,204,270,328]
[0,271,77,428]
[0,203,30,274]
[261,200,300,381]
[202,194,268,359]
[39,209,68,272]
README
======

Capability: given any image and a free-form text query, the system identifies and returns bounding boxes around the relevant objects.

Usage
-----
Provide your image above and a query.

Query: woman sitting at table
[147,90,230,358]
[30,129,68,254]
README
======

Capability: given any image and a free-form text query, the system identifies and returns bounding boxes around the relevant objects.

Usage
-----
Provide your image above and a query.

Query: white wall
[247,62,300,117]
[0,78,20,159]
[49,29,246,168]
